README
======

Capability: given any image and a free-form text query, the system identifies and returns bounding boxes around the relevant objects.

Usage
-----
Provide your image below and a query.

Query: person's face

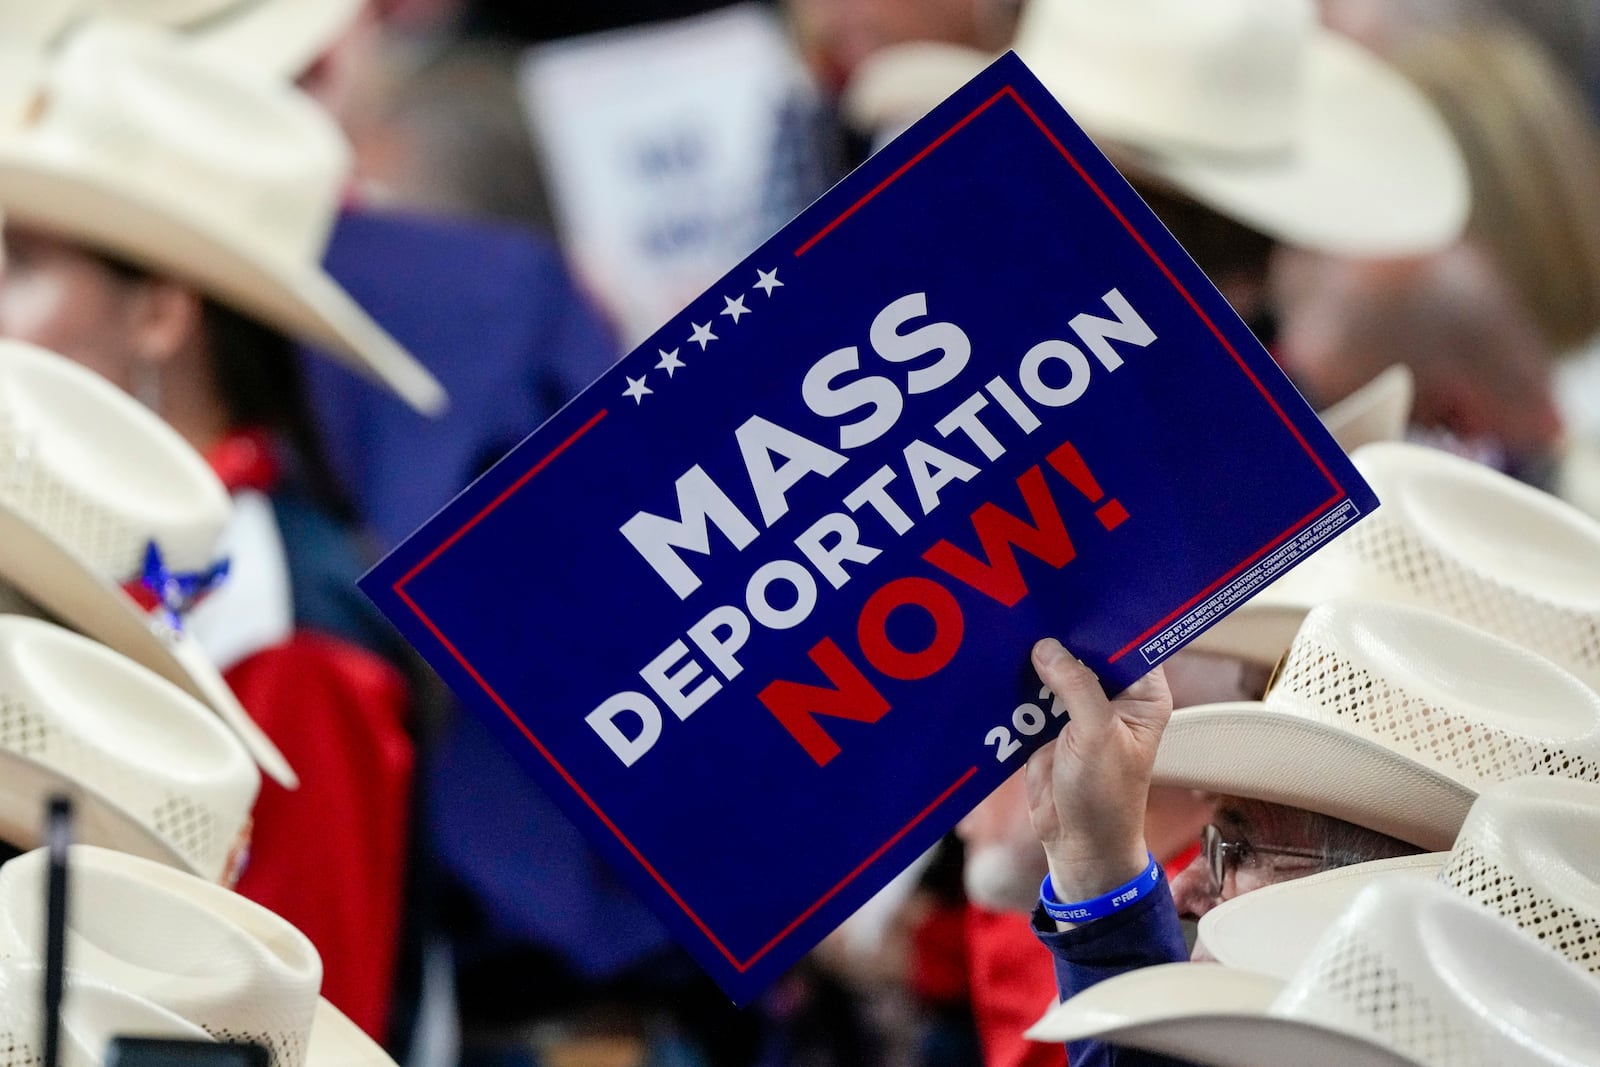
[1163,649,1270,708]
[1267,246,1397,408]
[0,226,144,390]
[295,1,379,131]
[1168,798,1328,928]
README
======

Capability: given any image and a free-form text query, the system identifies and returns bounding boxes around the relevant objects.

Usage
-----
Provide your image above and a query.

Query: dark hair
[202,299,355,523]
[1128,178,1276,288]
[93,253,354,523]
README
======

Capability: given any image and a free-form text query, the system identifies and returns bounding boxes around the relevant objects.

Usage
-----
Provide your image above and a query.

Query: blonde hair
[1396,26,1600,356]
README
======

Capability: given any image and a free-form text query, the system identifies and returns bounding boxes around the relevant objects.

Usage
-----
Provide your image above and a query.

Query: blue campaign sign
[363,51,1378,1003]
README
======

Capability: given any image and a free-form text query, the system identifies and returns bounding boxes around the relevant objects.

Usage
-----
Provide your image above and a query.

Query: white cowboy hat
[1026,879,1600,1065]
[1198,775,1600,981]
[1189,442,1600,681]
[1153,600,1600,850]
[0,845,397,1067]
[0,615,258,882]
[0,19,445,414]
[842,0,1469,257]
[0,339,296,788]
[0,958,213,1067]
[96,0,365,79]
[1317,365,1414,455]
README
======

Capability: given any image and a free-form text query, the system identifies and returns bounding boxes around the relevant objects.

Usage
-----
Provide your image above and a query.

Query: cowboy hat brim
[0,507,298,788]
[1118,32,1466,259]
[1317,365,1414,455]
[0,143,446,415]
[1152,703,1476,850]
[1196,856,1444,979]
[308,998,398,1067]
[0,745,198,874]
[1025,963,1419,1066]
[844,32,1466,257]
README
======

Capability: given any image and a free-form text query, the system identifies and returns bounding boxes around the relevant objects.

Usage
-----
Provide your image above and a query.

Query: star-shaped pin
[655,348,685,377]
[721,294,749,323]
[753,268,783,296]
[688,322,717,350]
[622,375,652,404]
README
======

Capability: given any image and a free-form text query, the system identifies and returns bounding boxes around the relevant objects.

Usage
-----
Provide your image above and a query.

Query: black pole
[41,795,71,1067]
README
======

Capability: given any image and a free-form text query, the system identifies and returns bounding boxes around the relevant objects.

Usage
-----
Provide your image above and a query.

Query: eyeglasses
[1201,823,1326,897]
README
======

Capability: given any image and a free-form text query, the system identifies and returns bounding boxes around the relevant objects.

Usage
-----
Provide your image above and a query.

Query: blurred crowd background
[2,1,1600,1066]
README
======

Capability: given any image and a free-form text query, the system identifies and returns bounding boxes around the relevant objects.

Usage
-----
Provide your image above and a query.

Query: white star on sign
[721,294,750,323]
[753,268,783,296]
[655,348,685,377]
[622,375,652,404]
[688,321,718,350]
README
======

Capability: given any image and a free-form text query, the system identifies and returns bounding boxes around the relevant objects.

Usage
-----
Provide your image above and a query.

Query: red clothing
[204,432,414,1039]
[1164,842,1201,881]
[910,900,971,1006]
[229,632,413,1037]
[965,905,1068,1067]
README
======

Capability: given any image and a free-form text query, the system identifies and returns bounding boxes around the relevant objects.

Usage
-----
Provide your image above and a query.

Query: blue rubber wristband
[1040,853,1160,923]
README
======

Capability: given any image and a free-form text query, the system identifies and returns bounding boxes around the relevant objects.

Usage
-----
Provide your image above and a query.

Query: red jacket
[966,905,1068,1067]
[229,632,412,1038]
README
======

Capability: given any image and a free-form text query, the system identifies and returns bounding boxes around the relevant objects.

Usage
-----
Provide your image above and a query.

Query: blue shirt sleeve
[1030,873,1195,1067]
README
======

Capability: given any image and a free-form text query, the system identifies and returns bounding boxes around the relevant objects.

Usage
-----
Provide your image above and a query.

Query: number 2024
[986,686,1067,761]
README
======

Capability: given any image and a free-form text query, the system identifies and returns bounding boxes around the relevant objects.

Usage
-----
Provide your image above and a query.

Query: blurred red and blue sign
[363,52,1376,1003]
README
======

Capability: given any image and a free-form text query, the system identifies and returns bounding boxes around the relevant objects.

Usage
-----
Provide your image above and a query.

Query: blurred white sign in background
[520,3,833,347]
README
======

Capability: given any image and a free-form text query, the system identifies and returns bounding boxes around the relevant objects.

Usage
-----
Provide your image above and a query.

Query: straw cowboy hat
[1189,442,1600,684]
[97,0,365,79]
[0,845,396,1067]
[1152,600,1600,850]
[0,958,212,1067]
[0,615,258,882]
[1198,775,1600,981]
[0,339,296,787]
[1026,879,1600,1065]
[842,0,1469,257]
[0,19,445,414]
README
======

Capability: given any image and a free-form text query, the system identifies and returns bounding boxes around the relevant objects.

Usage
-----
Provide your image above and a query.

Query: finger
[1113,665,1175,734]
[1032,638,1114,731]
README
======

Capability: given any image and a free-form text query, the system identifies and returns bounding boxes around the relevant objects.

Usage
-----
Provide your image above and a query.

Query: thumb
[1032,638,1114,733]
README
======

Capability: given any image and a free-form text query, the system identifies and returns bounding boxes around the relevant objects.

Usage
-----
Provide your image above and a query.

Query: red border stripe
[398,409,610,587]
[1108,492,1343,663]
[794,88,1011,258]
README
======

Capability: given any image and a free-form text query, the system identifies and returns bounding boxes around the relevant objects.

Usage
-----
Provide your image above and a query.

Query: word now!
[758,438,1127,765]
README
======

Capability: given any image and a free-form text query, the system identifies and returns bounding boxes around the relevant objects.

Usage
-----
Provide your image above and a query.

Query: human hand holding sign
[1024,638,1173,913]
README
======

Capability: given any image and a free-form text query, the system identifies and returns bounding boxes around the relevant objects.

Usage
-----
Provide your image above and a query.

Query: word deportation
[590,288,1154,767]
